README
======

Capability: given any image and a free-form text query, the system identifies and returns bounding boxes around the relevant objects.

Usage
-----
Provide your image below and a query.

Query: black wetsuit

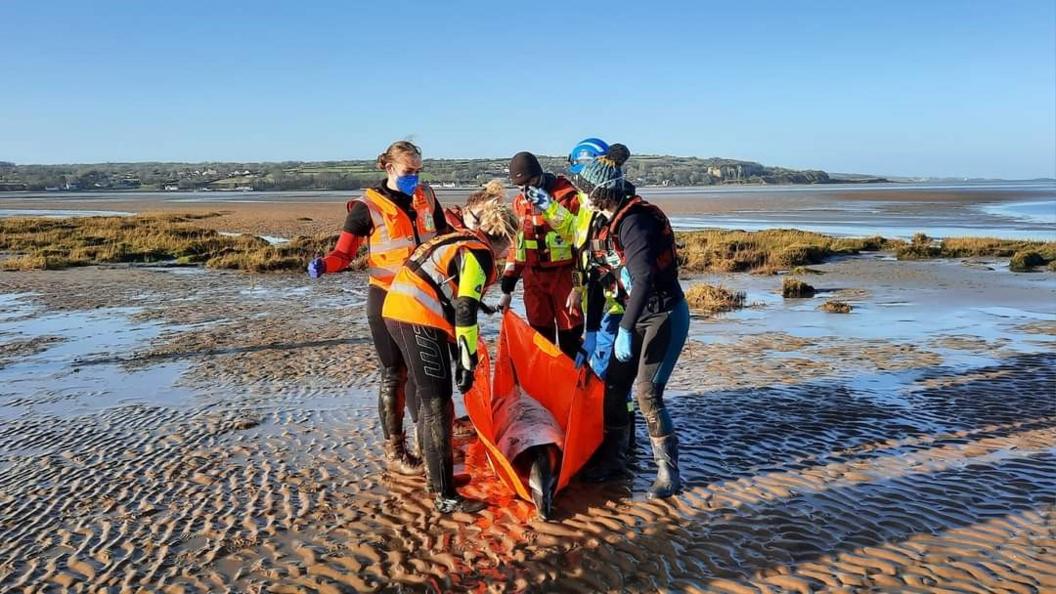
[345,183,450,438]
[384,245,495,498]
[587,199,688,439]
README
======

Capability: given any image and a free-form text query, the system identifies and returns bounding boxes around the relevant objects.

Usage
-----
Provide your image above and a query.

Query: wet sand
[1,250,1054,592]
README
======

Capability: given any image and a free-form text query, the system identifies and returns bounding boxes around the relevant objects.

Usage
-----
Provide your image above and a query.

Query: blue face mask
[395,174,419,196]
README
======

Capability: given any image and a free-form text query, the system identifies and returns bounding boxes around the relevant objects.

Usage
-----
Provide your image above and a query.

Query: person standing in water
[382,199,519,513]
[529,143,688,498]
[499,152,584,357]
[308,141,451,476]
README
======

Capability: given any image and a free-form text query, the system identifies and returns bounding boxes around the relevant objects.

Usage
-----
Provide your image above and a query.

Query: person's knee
[637,393,656,419]
[380,364,404,385]
[639,394,673,436]
[419,397,445,420]
[636,382,662,418]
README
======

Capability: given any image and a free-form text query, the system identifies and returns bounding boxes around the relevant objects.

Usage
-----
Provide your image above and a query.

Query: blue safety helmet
[567,137,609,174]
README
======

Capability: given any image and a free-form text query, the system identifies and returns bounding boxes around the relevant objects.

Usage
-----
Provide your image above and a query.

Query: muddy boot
[647,433,682,499]
[528,446,558,521]
[452,414,476,440]
[383,434,422,476]
[580,424,631,482]
[434,494,487,514]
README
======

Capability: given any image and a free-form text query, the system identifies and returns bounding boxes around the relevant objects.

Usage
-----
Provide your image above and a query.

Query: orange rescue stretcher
[464,311,605,519]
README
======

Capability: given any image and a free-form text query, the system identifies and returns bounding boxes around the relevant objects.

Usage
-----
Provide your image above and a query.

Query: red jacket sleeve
[500,195,526,293]
[321,230,362,274]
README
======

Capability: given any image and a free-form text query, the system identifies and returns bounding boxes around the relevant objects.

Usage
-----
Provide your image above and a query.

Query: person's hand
[308,257,325,278]
[455,335,478,393]
[498,293,513,312]
[565,287,582,315]
[526,186,552,210]
[575,331,597,369]
[614,327,634,362]
[455,365,474,393]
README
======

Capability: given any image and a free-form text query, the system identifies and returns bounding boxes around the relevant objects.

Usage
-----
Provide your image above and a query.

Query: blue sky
[2,1,1054,178]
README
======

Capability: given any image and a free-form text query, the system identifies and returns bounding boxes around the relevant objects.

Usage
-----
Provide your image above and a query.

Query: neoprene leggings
[367,285,419,439]
[605,299,690,437]
[384,319,457,498]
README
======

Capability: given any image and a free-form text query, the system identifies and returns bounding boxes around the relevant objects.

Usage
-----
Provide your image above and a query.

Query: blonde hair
[376,140,422,170]
[466,179,506,207]
[471,198,518,242]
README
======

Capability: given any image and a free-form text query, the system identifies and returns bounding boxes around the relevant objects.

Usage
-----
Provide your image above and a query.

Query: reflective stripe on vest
[387,274,448,328]
[382,231,495,338]
[513,177,578,268]
[357,185,439,289]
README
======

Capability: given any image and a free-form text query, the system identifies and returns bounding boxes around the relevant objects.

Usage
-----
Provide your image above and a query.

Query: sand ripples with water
[1,260,1053,592]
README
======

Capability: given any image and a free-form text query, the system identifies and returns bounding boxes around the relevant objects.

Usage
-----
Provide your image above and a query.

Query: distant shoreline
[0,180,894,193]
[4,178,1054,195]
[2,183,1052,243]
[5,157,1052,194]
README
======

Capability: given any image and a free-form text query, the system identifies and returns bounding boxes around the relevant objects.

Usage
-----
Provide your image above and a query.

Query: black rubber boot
[580,424,631,482]
[383,434,422,476]
[647,433,682,499]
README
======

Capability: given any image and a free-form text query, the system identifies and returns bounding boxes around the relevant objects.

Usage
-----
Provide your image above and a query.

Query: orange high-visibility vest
[512,176,580,268]
[353,184,440,289]
[382,231,497,340]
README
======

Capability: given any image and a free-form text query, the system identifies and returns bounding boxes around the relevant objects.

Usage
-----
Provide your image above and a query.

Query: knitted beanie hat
[575,144,630,193]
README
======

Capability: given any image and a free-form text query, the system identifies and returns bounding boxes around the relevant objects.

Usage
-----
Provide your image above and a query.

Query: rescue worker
[382,198,519,514]
[500,152,584,357]
[308,141,450,476]
[526,138,638,481]
[527,143,688,498]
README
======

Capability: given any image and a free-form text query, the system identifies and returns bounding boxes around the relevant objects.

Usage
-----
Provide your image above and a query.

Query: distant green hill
[0,156,881,192]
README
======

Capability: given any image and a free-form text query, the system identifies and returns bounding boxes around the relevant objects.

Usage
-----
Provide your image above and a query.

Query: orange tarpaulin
[464,311,605,503]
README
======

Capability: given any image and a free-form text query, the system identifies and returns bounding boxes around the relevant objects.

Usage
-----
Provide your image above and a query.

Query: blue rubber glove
[614,327,634,362]
[620,266,633,293]
[308,257,325,278]
[526,186,552,210]
[575,331,597,369]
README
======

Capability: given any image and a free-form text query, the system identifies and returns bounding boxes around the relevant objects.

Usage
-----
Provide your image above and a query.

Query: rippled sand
[1,256,1054,592]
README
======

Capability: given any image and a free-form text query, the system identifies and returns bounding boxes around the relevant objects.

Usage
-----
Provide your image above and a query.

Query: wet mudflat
[0,255,1053,593]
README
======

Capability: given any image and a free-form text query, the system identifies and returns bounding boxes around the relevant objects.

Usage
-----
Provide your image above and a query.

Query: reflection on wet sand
[0,254,1053,592]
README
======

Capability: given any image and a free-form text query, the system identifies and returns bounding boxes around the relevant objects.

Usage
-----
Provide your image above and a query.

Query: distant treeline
[0,156,881,192]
